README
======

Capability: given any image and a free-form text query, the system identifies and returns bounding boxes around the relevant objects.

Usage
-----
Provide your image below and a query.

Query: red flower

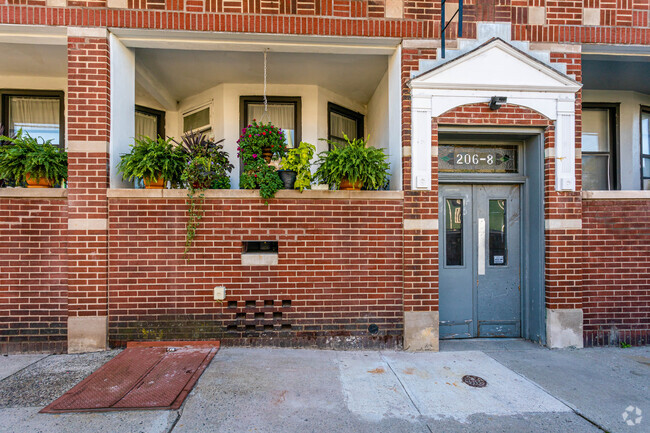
[249,134,252,137]
[262,132,266,135]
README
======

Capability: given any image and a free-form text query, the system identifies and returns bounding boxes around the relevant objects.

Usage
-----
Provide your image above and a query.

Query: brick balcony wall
[0,198,68,354]
[107,197,405,348]
[582,199,650,347]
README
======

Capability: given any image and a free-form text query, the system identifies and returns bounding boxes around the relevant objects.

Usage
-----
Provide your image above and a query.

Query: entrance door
[439,184,521,338]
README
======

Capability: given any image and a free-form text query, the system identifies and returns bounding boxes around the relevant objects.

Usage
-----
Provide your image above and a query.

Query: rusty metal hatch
[41,342,219,413]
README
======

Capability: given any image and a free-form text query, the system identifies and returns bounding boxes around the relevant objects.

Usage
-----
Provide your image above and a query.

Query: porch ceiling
[0,43,66,78]
[135,48,388,104]
[582,55,650,94]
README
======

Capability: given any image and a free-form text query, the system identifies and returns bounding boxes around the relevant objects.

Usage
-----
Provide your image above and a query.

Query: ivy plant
[0,129,67,186]
[178,132,233,257]
[280,141,316,192]
[314,134,390,190]
[117,136,187,187]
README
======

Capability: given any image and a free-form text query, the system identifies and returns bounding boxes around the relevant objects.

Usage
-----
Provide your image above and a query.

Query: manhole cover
[462,375,487,388]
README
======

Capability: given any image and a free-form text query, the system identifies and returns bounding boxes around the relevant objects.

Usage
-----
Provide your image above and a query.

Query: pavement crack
[379,352,433,433]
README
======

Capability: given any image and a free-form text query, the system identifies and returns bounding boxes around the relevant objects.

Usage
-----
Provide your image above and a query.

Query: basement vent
[243,241,278,254]
[282,300,292,308]
[254,312,265,320]
[245,300,256,308]
[264,300,274,307]
[228,301,238,308]
[273,312,282,320]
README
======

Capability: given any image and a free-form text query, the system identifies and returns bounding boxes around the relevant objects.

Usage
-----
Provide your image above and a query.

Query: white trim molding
[408,37,581,193]
[67,141,110,153]
[67,27,109,38]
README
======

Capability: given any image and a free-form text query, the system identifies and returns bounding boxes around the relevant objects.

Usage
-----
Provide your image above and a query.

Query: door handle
[478,217,485,275]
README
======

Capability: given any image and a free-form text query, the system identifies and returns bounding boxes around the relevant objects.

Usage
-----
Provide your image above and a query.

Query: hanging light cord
[263,49,268,113]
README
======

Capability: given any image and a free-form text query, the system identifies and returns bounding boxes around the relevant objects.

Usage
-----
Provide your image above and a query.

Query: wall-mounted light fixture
[489,96,507,110]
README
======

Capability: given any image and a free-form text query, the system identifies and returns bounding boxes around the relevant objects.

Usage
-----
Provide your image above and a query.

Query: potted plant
[178,132,234,256]
[314,134,390,190]
[117,136,187,189]
[278,141,316,191]
[237,120,287,202]
[0,129,67,188]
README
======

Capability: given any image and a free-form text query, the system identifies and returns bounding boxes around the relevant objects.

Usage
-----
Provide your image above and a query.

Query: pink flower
[253,154,257,158]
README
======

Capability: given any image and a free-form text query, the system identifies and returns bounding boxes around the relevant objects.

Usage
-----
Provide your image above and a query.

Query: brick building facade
[0,0,648,353]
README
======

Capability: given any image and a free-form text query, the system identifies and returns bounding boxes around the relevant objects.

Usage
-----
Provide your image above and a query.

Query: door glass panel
[445,199,463,266]
[489,199,507,266]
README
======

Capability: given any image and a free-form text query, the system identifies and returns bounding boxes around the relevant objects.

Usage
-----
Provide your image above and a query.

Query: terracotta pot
[25,173,54,188]
[262,147,273,163]
[340,178,363,190]
[144,175,165,189]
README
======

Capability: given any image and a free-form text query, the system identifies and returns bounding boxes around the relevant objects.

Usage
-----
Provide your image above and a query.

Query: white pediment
[410,38,581,93]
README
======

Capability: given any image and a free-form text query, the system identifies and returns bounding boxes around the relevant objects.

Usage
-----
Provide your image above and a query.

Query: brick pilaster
[66,29,110,352]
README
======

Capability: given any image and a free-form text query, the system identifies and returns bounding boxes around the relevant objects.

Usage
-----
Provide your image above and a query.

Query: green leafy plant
[237,120,287,203]
[117,136,187,187]
[620,342,632,348]
[0,129,67,186]
[314,134,390,190]
[280,141,316,191]
[178,132,234,257]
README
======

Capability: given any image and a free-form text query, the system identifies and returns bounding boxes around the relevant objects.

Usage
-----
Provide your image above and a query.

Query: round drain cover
[368,324,379,334]
[462,375,487,388]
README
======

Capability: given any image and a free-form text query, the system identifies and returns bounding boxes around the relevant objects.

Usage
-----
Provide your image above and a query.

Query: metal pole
[441,0,446,58]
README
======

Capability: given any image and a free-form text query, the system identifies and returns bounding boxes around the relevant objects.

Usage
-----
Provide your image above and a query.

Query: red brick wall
[107,197,404,348]
[1,0,648,44]
[0,199,68,354]
[582,199,650,347]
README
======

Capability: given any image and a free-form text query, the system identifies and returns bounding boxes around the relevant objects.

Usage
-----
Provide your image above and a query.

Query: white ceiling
[135,48,388,104]
[0,43,66,77]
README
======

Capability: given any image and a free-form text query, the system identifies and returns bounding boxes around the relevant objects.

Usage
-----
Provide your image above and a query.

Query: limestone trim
[404,219,438,231]
[544,219,582,230]
[107,189,404,200]
[68,218,108,231]
[0,188,67,198]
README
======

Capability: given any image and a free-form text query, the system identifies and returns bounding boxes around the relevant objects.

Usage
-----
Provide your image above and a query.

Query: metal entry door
[439,184,521,338]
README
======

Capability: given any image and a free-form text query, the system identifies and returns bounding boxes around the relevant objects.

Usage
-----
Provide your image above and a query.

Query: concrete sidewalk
[0,340,647,433]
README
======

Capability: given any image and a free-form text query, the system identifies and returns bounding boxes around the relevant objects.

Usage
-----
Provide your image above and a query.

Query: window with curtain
[642,108,650,190]
[241,96,301,148]
[582,105,617,190]
[328,103,364,149]
[135,105,165,139]
[1,91,64,147]
[183,106,211,136]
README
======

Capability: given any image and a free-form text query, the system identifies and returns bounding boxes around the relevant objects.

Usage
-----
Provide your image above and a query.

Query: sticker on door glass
[489,199,507,266]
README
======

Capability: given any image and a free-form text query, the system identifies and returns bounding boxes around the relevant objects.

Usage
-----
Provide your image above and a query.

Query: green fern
[117,136,187,187]
[0,130,67,185]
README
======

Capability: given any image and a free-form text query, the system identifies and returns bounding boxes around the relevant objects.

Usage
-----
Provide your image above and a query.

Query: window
[642,107,650,190]
[135,105,165,139]
[183,105,211,135]
[1,90,64,147]
[582,104,617,190]
[241,96,300,147]
[327,103,364,148]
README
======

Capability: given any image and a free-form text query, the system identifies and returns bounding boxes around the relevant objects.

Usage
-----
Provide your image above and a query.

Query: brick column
[544,52,584,349]
[66,28,110,353]
[402,45,440,351]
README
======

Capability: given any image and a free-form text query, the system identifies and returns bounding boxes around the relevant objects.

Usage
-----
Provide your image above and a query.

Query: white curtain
[330,111,357,140]
[248,103,295,147]
[9,97,60,144]
[135,111,158,139]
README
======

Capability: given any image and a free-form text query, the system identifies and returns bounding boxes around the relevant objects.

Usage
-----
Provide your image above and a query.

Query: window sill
[107,189,403,200]
[582,190,650,200]
[0,187,67,199]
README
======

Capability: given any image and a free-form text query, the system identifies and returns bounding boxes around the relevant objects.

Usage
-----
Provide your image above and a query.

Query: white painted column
[554,97,576,191]
[388,46,402,191]
[411,97,432,190]
[109,33,135,188]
